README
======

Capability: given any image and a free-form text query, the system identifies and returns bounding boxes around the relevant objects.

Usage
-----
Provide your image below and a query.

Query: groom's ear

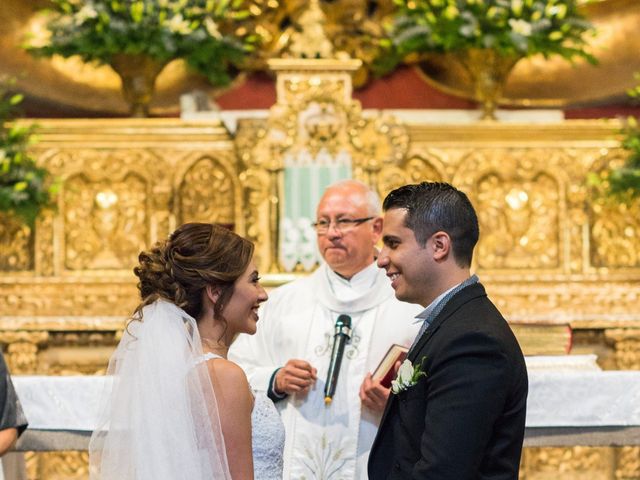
[205,285,221,305]
[431,231,451,261]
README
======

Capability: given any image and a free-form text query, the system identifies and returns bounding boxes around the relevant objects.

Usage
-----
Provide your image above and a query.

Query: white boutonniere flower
[391,358,427,394]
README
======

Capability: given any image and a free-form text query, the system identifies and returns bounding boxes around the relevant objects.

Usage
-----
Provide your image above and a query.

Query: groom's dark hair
[382,182,479,267]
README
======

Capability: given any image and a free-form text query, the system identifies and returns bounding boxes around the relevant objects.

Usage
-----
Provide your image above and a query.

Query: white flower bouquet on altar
[27,0,257,84]
[387,0,596,62]
[25,0,259,116]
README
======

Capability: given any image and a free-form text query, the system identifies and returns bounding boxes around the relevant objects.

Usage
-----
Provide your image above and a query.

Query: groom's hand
[359,373,390,413]
[275,359,317,395]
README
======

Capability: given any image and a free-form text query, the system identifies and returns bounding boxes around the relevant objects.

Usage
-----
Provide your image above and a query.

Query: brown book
[509,322,573,356]
[373,344,409,388]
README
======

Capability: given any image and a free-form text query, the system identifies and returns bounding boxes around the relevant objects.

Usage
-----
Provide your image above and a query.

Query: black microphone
[324,314,352,405]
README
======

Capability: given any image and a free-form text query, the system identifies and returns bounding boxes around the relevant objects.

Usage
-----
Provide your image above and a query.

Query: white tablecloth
[12,356,640,431]
[14,376,108,431]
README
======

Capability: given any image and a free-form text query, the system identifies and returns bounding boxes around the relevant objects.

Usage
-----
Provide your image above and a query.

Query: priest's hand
[274,359,317,395]
[359,373,390,413]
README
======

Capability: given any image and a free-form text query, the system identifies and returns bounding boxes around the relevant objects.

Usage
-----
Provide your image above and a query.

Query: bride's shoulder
[205,358,252,399]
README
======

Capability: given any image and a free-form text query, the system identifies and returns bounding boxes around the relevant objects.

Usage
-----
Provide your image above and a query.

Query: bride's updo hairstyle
[133,222,254,321]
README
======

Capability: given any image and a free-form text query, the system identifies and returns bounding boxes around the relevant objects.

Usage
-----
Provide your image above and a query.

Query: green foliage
[379,0,596,73]
[610,102,640,199]
[587,73,640,201]
[0,79,57,226]
[25,0,257,86]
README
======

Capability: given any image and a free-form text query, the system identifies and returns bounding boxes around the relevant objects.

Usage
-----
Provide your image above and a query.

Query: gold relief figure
[178,157,235,226]
[92,188,121,269]
[64,173,148,271]
[475,172,559,270]
[285,0,335,59]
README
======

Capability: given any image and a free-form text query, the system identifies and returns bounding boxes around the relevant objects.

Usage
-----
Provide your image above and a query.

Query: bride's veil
[89,299,231,479]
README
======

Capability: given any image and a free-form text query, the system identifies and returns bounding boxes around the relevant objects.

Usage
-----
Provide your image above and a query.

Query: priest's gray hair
[326,179,381,216]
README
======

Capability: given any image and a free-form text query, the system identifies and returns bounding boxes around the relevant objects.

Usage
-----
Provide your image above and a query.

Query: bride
[89,223,285,479]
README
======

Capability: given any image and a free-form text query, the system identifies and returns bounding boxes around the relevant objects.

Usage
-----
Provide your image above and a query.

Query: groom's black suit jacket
[368,282,528,480]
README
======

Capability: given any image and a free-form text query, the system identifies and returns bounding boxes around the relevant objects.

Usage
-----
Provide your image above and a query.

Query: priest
[230,180,420,479]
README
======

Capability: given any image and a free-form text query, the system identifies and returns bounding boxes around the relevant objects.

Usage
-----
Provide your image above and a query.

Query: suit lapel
[376,283,488,436]
[407,282,487,363]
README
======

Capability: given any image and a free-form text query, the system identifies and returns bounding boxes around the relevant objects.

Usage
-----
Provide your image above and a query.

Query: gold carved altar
[1,58,640,479]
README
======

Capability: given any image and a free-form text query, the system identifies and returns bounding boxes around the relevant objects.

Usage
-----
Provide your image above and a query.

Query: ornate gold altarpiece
[2,57,640,479]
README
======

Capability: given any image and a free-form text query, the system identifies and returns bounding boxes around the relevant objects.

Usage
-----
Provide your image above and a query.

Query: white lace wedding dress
[202,353,285,479]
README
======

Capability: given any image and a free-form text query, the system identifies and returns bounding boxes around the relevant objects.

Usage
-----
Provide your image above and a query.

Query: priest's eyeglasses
[312,217,374,234]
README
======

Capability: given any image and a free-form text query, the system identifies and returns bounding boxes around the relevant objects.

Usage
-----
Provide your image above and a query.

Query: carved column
[0,331,49,374]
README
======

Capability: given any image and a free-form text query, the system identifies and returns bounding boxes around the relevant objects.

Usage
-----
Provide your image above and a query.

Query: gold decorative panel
[589,152,640,269]
[366,123,640,327]
[1,119,237,318]
[475,171,559,270]
[64,172,148,270]
[1,111,640,479]
[178,155,236,226]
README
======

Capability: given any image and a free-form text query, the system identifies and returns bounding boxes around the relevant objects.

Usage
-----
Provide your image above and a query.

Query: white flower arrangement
[387,0,596,63]
[26,0,257,86]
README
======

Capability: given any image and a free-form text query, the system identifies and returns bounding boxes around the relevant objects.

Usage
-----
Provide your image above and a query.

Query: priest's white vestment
[229,263,421,480]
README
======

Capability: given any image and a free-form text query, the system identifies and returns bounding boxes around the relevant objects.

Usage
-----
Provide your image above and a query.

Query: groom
[368,182,528,479]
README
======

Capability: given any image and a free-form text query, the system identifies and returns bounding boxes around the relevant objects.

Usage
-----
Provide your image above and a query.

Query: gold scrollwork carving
[34,210,55,276]
[0,283,138,317]
[239,167,271,269]
[522,446,614,480]
[588,149,640,269]
[590,200,640,268]
[616,446,640,480]
[36,452,89,480]
[0,331,49,374]
[351,114,409,186]
[605,329,640,370]
[488,282,640,323]
[0,212,33,271]
[376,156,444,201]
